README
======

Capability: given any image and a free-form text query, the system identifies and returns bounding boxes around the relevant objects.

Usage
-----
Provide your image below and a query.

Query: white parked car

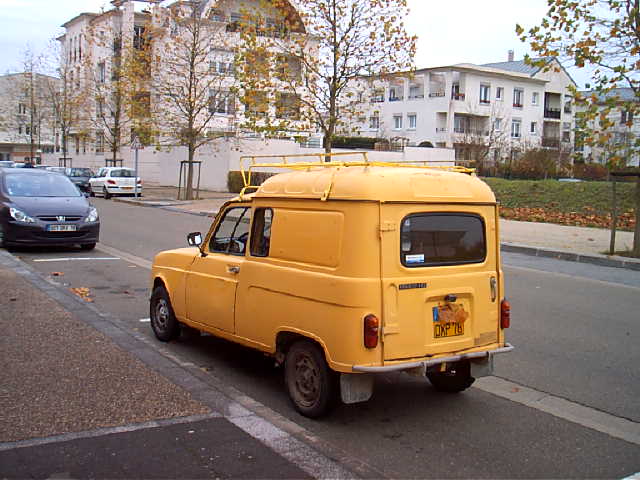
[89,167,142,199]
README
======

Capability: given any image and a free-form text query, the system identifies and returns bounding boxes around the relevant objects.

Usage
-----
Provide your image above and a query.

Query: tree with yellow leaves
[236,0,416,154]
[517,0,639,169]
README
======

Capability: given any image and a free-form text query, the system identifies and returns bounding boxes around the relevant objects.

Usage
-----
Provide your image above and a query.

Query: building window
[389,86,403,102]
[408,114,417,130]
[210,90,236,115]
[480,84,490,104]
[369,114,379,130]
[621,110,634,125]
[18,125,23,134]
[95,132,104,153]
[97,62,106,83]
[18,103,26,114]
[511,119,522,138]
[513,88,524,108]
[496,87,504,101]
[393,115,403,130]
[532,92,539,106]
[494,118,502,131]
[370,89,384,103]
[562,122,571,143]
[530,121,537,135]
[275,92,301,119]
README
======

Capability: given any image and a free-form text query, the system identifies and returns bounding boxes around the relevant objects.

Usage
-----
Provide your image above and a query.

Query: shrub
[331,136,384,150]
[573,163,609,181]
[227,171,277,193]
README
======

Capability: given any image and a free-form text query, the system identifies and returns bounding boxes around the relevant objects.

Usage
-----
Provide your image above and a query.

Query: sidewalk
[119,185,640,271]
[0,251,352,479]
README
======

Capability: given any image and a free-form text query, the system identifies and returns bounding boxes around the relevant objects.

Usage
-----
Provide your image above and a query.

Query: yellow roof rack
[238,151,475,200]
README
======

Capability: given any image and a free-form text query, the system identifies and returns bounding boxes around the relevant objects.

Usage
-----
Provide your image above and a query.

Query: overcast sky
[0,0,592,87]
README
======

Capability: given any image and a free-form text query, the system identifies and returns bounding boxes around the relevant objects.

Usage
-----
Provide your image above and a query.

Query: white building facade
[57,0,312,163]
[0,73,60,163]
[346,56,577,163]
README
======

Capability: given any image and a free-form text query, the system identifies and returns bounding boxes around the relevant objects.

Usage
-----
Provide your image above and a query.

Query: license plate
[48,224,77,232]
[433,304,467,338]
[121,186,133,190]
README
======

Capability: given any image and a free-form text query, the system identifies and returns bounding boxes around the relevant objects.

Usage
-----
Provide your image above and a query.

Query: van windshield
[400,213,486,267]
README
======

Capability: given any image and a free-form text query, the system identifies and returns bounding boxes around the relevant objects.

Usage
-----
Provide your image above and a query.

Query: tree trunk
[185,145,195,200]
[633,177,640,258]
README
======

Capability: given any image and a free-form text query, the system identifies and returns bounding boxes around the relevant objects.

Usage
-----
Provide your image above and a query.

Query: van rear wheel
[427,360,475,393]
[285,340,337,418]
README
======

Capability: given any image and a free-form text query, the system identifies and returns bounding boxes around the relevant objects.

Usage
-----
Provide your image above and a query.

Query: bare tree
[142,3,240,200]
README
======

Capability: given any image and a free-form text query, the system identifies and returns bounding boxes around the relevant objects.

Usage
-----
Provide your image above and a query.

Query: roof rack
[238,151,475,199]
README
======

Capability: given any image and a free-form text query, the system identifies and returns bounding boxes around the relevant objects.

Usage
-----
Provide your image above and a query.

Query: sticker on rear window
[405,254,424,264]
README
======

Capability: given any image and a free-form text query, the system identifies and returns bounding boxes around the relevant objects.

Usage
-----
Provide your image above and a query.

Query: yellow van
[149,153,513,417]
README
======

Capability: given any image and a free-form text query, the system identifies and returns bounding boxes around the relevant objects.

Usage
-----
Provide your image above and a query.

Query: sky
[0,0,593,88]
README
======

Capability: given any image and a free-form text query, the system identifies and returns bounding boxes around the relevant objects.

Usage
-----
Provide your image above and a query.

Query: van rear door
[379,204,500,361]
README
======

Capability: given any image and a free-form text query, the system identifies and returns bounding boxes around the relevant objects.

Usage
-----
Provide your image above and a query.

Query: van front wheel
[427,360,475,393]
[285,341,337,418]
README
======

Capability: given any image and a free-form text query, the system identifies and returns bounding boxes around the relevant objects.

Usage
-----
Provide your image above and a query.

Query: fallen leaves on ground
[70,287,93,302]
[500,207,636,230]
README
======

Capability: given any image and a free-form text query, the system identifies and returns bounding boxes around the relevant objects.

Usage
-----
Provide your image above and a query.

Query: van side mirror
[187,232,203,247]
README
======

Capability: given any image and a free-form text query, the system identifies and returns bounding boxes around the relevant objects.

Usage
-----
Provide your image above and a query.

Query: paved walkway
[125,185,640,270]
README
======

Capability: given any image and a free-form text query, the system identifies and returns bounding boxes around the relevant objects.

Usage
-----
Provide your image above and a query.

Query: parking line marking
[139,318,150,323]
[32,257,120,262]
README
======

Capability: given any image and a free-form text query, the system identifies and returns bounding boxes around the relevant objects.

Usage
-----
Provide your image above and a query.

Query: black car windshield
[111,169,135,178]
[67,168,93,177]
[4,174,81,197]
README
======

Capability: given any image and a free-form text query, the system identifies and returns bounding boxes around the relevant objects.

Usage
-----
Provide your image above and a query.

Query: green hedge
[227,171,277,193]
[331,136,385,150]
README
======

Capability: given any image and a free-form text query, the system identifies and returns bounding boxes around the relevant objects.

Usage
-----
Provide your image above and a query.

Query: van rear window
[400,213,486,267]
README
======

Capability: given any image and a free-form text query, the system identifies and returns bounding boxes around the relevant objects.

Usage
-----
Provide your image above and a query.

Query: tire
[150,286,180,342]
[80,243,96,251]
[285,340,337,418]
[427,360,475,393]
[103,187,111,200]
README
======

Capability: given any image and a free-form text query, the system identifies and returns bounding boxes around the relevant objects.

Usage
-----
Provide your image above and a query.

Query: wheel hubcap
[293,353,320,407]
[153,298,169,331]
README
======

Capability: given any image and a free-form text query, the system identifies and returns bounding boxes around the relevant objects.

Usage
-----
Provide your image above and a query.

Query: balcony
[436,127,447,133]
[452,93,466,101]
[429,91,445,98]
[480,99,490,105]
[544,108,561,119]
[408,94,424,100]
[370,96,384,103]
[541,136,560,148]
[389,95,404,102]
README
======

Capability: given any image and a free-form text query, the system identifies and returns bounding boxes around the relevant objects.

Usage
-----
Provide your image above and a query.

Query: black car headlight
[9,207,36,223]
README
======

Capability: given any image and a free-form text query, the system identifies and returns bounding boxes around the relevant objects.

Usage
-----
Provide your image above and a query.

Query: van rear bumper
[351,343,514,373]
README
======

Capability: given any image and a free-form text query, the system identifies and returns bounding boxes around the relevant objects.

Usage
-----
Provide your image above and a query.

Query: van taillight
[501,300,511,329]
[364,314,379,348]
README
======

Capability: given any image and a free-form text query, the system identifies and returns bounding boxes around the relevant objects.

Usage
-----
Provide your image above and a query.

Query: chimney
[508,50,515,62]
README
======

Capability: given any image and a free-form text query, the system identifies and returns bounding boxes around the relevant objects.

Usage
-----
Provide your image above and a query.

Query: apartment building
[347,53,577,162]
[57,0,311,159]
[576,88,639,167]
[0,73,59,163]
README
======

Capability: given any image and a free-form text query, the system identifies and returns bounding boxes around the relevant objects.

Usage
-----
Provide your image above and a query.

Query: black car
[0,169,100,250]
[65,167,94,194]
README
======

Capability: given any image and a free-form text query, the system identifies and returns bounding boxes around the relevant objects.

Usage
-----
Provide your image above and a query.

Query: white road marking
[32,257,119,262]
[96,243,152,269]
[475,376,640,445]
[139,318,150,323]
[621,472,640,480]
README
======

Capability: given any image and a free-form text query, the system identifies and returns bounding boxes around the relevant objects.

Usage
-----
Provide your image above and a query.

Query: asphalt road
[9,198,640,478]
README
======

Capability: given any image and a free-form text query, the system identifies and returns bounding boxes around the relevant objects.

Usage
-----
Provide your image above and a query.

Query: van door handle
[227,265,240,274]
[490,277,497,302]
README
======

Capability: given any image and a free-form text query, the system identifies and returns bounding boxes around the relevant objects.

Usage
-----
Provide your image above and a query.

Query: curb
[501,243,640,271]
[112,197,640,272]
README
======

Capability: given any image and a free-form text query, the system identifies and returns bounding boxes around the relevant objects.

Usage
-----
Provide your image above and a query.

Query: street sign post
[131,136,142,197]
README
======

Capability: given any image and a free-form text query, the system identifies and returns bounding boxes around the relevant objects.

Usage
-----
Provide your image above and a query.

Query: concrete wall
[42,139,455,191]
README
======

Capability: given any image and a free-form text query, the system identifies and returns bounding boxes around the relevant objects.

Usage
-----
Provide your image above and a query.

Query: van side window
[250,208,273,257]
[400,213,486,267]
[210,207,251,255]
